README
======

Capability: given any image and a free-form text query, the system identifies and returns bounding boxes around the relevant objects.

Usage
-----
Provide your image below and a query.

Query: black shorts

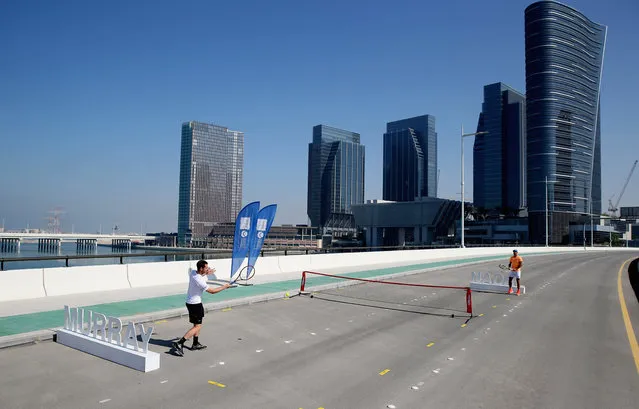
[186,303,204,324]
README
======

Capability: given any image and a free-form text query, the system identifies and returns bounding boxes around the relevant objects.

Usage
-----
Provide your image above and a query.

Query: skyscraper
[525,1,606,244]
[383,115,437,201]
[178,121,243,245]
[307,125,365,236]
[474,83,526,213]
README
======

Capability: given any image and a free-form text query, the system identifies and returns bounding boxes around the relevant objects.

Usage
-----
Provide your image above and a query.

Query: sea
[0,242,204,271]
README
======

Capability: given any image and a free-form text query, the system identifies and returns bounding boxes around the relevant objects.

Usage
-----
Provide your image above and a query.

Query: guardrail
[0,242,569,271]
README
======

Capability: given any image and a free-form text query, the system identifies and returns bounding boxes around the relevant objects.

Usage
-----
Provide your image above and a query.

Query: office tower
[525,1,606,244]
[474,83,526,213]
[383,115,437,201]
[178,121,243,245]
[307,125,365,235]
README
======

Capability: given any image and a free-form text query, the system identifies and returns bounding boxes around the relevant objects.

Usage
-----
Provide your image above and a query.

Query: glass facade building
[178,121,243,245]
[307,125,365,235]
[525,1,606,244]
[383,115,437,201]
[474,83,526,212]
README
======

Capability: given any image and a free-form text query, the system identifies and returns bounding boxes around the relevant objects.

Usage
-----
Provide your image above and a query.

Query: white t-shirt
[186,270,209,304]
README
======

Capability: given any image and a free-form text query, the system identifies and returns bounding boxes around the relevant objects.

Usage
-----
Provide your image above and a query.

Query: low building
[207,224,320,248]
[145,233,178,247]
[351,197,460,247]
[461,218,529,245]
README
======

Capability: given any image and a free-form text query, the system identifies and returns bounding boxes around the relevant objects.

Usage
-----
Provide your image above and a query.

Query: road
[1,251,638,409]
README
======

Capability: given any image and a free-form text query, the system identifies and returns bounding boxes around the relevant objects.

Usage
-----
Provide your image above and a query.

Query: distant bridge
[0,233,156,252]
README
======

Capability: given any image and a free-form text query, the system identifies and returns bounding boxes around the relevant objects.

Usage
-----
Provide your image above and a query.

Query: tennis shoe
[191,343,207,351]
[172,341,184,356]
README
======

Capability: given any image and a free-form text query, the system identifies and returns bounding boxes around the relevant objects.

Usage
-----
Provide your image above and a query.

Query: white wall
[1,246,634,302]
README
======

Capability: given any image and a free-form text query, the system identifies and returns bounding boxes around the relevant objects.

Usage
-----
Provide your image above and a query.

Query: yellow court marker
[222,308,232,312]
[479,313,484,317]
[208,380,226,388]
[617,258,639,375]
[379,369,390,376]
[461,324,467,328]
[426,342,435,348]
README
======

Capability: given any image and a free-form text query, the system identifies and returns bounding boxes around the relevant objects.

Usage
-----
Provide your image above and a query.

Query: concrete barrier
[44,265,130,296]
[254,257,282,276]
[127,261,192,288]
[0,269,46,301]
[3,246,632,302]
[278,255,312,274]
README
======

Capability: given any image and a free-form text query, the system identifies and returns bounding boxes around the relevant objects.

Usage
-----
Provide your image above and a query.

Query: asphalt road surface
[1,251,638,409]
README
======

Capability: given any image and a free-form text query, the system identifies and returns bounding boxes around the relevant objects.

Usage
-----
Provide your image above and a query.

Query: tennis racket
[498,264,510,271]
[230,265,256,286]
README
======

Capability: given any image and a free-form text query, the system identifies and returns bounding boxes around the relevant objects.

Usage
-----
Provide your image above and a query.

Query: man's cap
[513,249,518,253]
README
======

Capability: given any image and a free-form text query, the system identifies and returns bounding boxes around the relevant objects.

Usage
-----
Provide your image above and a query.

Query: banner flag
[247,204,277,272]
[230,201,260,279]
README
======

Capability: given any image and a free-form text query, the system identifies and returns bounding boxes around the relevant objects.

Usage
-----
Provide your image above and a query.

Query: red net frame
[300,270,473,315]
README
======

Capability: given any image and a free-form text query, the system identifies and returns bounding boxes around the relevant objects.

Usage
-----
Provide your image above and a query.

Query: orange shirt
[510,255,523,271]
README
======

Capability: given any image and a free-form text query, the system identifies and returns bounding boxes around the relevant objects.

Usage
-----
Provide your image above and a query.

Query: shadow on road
[628,258,639,303]
[308,292,468,319]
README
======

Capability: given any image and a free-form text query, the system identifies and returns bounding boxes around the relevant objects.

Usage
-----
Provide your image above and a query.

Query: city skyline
[525,1,607,244]
[1,0,637,233]
[473,83,526,212]
[383,115,438,202]
[177,121,243,245]
[307,125,365,235]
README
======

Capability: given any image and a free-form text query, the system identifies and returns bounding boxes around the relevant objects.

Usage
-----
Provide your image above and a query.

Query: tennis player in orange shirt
[508,249,524,296]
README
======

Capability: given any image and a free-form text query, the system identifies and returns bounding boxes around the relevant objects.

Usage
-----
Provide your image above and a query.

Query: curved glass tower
[525,1,606,244]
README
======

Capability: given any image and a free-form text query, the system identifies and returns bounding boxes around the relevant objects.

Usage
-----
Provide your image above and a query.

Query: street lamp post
[460,125,488,248]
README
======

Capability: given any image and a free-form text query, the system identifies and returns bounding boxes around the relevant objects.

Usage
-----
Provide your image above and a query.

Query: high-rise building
[525,1,606,244]
[474,83,526,212]
[178,121,243,245]
[307,125,365,236]
[383,115,437,201]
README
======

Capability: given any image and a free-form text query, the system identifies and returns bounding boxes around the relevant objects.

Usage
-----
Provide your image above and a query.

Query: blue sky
[1,0,638,233]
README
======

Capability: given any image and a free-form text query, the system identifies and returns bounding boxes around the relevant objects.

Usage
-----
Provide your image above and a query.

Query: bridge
[0,232,156,252]
[0,246,637,408]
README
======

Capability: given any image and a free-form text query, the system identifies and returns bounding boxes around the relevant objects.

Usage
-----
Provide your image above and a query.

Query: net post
[299,271,308,295]
[466,288,473,316]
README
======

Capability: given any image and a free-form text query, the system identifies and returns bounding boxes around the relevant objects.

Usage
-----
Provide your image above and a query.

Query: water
[0,243,203,271]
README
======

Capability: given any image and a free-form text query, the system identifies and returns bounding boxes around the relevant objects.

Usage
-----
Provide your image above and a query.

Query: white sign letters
[470,271,506,285]
[63,305,153,353]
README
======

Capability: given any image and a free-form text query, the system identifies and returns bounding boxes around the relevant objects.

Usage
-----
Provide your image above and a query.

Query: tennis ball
[285,292,290,297]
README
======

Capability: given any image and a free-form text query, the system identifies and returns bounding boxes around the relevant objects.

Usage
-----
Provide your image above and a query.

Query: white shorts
[509,270,521,279]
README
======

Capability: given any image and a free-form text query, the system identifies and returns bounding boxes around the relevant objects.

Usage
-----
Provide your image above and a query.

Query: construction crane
[608,159,638,217]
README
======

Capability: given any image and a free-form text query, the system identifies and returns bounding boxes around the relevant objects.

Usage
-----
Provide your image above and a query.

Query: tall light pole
[461,125,488,248]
